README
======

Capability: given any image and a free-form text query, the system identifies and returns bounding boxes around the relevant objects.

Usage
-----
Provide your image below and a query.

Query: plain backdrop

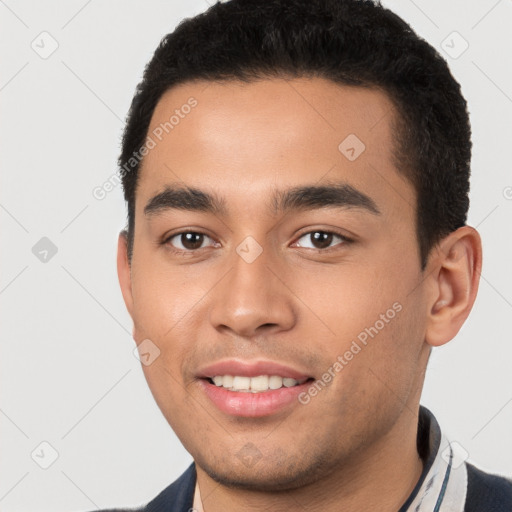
[1,1,511,510]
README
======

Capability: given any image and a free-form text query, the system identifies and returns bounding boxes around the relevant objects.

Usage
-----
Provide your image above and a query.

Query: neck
[195,406,424,512]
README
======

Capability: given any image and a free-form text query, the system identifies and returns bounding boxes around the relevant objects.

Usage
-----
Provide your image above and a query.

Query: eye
[293,230,350,250]
[164,231,217,252]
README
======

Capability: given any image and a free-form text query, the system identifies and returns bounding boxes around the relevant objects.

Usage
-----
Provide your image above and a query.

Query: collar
[399,405,468,511]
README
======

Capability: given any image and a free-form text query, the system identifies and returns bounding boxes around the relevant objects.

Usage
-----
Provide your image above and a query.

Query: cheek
[287,261,401,346]
[129,259,209,342]
[335,297,426,413]
[129,258,216,391]
[297,259,425,401]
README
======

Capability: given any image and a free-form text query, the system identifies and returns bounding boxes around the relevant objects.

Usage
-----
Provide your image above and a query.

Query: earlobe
[425,226,482,347]
[117,231,134,319]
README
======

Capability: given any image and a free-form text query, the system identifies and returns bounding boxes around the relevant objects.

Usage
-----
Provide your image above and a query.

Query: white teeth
[269,375,283,390]
[250,375,269,391]
[232,376,250,390]
[283,377,297,388]
[222,375,234,388]
[210,374,301,392]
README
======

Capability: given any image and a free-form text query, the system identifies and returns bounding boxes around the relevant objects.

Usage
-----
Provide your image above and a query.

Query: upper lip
[197,359,312,380]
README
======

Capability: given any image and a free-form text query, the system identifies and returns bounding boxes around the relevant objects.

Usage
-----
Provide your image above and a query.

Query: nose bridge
[209,237,296,336]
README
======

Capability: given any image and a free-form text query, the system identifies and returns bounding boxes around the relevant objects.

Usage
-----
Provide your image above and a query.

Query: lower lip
[199,379,311,417]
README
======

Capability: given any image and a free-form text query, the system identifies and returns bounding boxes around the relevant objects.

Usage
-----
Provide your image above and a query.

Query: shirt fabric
[94,406,512,511]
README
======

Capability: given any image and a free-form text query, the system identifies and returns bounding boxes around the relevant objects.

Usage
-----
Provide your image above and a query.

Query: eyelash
[161,229,352,255]
[293,230,352,252]
[162,231,219,255]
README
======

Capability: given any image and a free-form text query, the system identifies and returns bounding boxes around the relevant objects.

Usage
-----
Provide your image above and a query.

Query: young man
[110,0,512,510]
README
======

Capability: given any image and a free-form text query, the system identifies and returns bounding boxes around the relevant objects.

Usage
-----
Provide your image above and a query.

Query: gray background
[1,1,511,510]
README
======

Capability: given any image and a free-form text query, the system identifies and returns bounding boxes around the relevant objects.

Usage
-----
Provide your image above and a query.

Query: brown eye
[166,232,214,251]
[295,231,348,250]
[310,232,334,249]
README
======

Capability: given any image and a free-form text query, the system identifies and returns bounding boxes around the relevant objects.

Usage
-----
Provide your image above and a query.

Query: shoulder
[92,463,196,512]
[143,463,196,511]
[464,462,512,512]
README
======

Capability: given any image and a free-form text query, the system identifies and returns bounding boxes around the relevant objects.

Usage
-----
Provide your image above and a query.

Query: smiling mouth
[205,375,313,393]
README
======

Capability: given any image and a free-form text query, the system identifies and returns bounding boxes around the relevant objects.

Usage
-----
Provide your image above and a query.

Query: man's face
[120,78,431,489]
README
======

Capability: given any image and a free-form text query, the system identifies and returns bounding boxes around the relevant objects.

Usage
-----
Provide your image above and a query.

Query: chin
[198,453,331,492]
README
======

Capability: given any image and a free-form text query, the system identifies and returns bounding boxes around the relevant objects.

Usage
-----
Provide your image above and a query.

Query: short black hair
[119,0,471,269]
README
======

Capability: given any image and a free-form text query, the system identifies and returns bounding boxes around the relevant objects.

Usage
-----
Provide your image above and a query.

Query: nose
[209,244,297,339]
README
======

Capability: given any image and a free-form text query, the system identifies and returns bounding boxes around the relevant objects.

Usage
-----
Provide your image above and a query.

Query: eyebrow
[144,187,227,217]
[271,182,380,215]
[144,182,380,218]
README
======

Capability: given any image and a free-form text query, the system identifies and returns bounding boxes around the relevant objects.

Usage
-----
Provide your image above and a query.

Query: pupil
[311,231,332,249]
[182,233,203,249]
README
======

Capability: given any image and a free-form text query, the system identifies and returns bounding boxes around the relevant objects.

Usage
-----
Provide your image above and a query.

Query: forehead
[136,77,413,218]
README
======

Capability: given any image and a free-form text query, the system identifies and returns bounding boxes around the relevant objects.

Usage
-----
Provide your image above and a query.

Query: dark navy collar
[144,462,196,511]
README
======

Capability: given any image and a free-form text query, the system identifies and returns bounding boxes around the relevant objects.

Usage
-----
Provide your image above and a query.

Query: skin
[117,77,482,511]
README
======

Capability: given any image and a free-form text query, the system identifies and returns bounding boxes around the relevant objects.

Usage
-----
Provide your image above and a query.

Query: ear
[425,226,482,347]
[117,231,134,319]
